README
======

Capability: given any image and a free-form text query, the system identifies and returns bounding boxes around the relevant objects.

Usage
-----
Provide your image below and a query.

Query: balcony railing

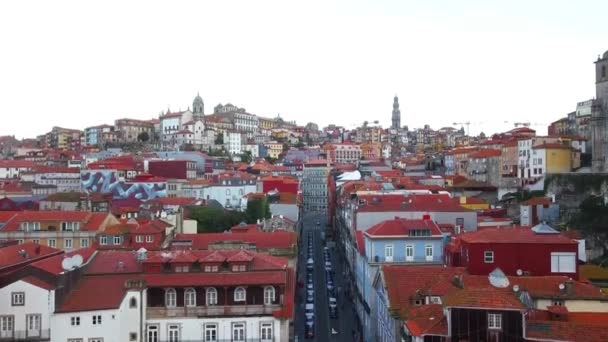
[367,255,443,264]
[0,329,51,341]
[147,304,281,319]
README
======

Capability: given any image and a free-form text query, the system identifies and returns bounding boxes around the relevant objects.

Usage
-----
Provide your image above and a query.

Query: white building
[0,160,35,179]
[160,110,193,149]
[0,278,54,340]
[242,143,260,159]
[224,131,244,156]
[202,180,257,210]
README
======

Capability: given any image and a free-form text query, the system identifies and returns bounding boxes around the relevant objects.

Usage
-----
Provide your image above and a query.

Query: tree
[190,207,247,233]
[215,134,224,145]
[137,131,150,142]
[246,197,271,223]
[240,150,252,164]
[264,156,277,164]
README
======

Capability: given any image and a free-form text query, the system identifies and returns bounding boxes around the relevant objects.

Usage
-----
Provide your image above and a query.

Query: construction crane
[453,121,471,136]
[511,122,546,128]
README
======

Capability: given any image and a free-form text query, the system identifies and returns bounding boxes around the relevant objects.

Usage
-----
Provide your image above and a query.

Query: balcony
[0,329,50,341]
[147,304,281,319]
[367,255,443,264]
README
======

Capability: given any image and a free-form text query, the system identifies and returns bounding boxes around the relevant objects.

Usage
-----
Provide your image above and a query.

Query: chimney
[452,274,464,289]
[564,279,574,295]
[422,214,431,221]
[460,196,467,205]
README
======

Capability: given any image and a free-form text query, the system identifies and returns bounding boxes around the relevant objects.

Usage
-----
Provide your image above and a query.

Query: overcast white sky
[0,0,605,139]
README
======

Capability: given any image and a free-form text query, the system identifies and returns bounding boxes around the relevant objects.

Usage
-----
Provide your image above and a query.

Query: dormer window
[204,265,219,272]
[234,287,246,302]
[61,222,80,232]
[232,264,247,272]
[20,222,40,231]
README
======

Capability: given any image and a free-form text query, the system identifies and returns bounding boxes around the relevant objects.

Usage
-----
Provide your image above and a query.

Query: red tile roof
[30,247,96,275]
[365,219,443,237]
[469,149,502,158]
[147,197,198,206]
[355,230,365,256]
[56,275,135,313]
[0,242,62,271]
[0,211,111,232]
[521,197,552,206]
[0,160,36,168]
[404,305,448,337]
[85,250,143,274]
[381,265,466,318]
[356,194,473,213]
[459,227,577,245]
[143,271,286,287]
[20,276,55,290]
[172,231,296,250]
[526,312,608,342]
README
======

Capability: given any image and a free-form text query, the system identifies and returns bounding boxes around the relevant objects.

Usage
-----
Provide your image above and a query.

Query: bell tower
[193,93,204,119]
[591,51,608,172]
[391,95,401,129]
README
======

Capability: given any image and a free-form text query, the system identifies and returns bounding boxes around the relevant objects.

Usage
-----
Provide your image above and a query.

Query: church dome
[603,50,608,59]
[194,93,203,103]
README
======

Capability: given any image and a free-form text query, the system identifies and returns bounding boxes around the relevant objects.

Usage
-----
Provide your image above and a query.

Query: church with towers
[159,93,208,149]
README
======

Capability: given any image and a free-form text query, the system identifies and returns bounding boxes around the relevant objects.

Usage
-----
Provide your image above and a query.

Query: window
[405,245,414,261]
[165,288,177,307]
[68,339,83,342]
[11,292,24,306]
[113,236,122,245]
[48,239,56,248]
[176,265,189,273]
[384,245,394,262]
[206,287,218,305]
[100,236,108,245]
[71,316,80,326]
[234,287,246,302]
[551,252,576,273]
[264,286,275,305]
[168,325,179,342]
[184,288,196,307]
[129,333,137,341]
[136,235,143,243]
[603,65,606,78]
[429,296,442,304]
[129,297,137,308]
[147,325,159,342]
[0,316,14,336]
[232,322,246,342]
[484,251,494,263]
[146,235,153,243]
[32,239,40,244]
[92,315,102,325]
[81,238,89,247]
[226,189,231,196]
[65,238,73,249]
[488,313,502,330]
[204,324,218,342]
[425,245,433,261]
[89,339,103,342]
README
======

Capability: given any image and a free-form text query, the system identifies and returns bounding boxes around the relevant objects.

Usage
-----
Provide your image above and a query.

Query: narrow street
[294,212,357,342]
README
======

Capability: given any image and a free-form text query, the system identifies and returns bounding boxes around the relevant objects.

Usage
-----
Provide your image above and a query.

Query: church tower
[193,93,204,119]
[591,50,608,172]
[391,95,401,129]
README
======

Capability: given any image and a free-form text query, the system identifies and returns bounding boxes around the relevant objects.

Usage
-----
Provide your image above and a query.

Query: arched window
[603,65,606,78]
[129,297,137,308]
[206,287,218,306]
[234,287,246,302]
[264,286,275,305]
[165,288,176,307]
[184,288,196,307]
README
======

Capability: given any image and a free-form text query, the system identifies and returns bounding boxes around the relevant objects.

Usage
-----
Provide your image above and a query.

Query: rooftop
[459,226,577,245]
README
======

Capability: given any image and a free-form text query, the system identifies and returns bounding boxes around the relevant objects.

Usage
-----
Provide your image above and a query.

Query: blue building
[353,218,447,342]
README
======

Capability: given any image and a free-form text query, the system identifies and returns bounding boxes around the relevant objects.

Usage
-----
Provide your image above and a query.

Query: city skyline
[0,0,606,138]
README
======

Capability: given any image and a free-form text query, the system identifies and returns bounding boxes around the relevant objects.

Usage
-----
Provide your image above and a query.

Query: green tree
[190,207,247,233]
[246,197,271,223]
[264,156,277,164]
[240,150,252,164]
[137,131,150,142]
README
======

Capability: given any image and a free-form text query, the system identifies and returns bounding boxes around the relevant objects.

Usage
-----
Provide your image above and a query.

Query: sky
[0,0,606,139]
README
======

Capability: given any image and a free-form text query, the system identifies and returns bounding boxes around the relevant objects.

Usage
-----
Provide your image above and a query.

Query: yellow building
[264,141,283,159]
[271,129,289,140]
[0,211,118,250]
[533,143,576,173]
[458,196,490,210]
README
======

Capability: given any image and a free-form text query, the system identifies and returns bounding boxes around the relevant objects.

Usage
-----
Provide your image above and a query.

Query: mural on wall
[81,170,167,200]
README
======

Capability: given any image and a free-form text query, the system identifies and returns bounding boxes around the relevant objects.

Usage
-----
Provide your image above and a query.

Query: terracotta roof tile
[172,231,296,250]
[56,275,135,313]
[459,227,577,244]
[0,242,62,271]
[365,219,443,237]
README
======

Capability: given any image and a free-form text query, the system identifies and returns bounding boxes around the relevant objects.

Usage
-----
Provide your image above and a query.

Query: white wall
[51,290,142,342]
[0,280,54,338]
[146,316,282,342]
[202,184,257,209]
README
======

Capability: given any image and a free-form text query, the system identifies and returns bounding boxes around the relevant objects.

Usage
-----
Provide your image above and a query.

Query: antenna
[488,268,510,288]
[516,269,523,276]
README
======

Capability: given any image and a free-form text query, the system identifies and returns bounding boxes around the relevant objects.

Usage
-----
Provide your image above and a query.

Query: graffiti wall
[81,170,167,200]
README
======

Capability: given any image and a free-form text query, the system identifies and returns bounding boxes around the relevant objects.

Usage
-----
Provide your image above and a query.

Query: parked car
[305,303,315,320]
[305,320,315,339]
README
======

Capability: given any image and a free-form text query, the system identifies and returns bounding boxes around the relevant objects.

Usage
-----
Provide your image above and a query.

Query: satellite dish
[71,254,84,268]
[558,283,565,291]
[488,268,510,288]
[516,269,523,276]
[61,258,73,271]
[512,285,520,292]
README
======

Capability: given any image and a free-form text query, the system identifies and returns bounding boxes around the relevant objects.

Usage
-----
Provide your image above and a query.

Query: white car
[329,297,337,308]
[305,303,315,320]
